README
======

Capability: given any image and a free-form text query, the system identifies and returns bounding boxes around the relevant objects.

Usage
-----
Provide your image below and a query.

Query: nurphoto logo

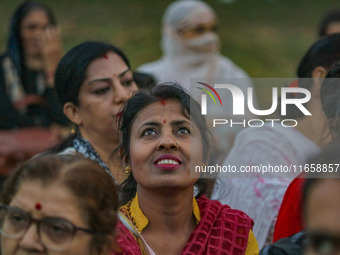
[196,81,312,128]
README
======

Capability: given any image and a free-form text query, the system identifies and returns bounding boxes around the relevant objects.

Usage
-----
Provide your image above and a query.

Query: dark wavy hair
[320,61,340,138]
[0,154,118,254]
[7,1,57,77]
[285,34,340,119]
[118,83,213,205]
[52,41,131,152]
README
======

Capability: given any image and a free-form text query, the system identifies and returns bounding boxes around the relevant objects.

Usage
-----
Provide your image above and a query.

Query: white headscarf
[138,0,251,92]
[161,0,219,67]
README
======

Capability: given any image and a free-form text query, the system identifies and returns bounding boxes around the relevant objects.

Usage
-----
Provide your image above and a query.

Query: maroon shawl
[115,195,254,255]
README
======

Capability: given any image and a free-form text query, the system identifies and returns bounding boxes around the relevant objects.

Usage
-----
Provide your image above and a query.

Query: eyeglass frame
[0,203,95,251]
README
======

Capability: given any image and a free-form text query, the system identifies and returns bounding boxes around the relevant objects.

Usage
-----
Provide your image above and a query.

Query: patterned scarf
[73,132,114,178]
[116,195,254,255]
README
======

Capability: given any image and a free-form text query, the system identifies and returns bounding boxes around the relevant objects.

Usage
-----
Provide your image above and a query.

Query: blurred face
[129,100,203,191]
[75,52,138,144]
[177,12,217,40]
[20,9,50,57]
[1,181,94,255]
[305,179,340,255]
[174,8,219,53]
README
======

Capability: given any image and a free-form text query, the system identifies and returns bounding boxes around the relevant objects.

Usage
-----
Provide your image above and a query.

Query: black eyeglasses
[306,231,340,255]
[0,204,95,252]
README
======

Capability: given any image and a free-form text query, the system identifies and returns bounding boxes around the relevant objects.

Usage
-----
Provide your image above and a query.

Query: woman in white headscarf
[138,0,251,90]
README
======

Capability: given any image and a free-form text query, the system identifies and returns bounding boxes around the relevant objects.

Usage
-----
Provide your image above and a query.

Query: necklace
[126,200,140,232]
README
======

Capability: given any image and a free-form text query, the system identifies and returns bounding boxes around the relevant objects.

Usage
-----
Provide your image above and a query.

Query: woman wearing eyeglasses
[0,154,118,255]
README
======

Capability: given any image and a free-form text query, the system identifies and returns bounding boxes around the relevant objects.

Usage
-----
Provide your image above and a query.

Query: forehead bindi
[152,101,182,113]
[10,181,80,216]
[85,52,129,82]
[133,101,188,128]
[35,202,42,210]
[159,99,166,106]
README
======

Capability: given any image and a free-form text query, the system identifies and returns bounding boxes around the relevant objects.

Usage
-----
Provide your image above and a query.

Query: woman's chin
[25,47,43,58]
[142,176,197,192]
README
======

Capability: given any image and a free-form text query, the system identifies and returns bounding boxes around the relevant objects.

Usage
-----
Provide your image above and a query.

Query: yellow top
[120,195,259,255]
[246,231,259,255]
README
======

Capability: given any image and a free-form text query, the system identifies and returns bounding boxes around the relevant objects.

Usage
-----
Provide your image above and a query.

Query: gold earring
[70,126,76,134]
[124,165,131,173]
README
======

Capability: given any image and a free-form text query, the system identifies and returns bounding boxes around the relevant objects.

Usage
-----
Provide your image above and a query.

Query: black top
[0,54,68,129]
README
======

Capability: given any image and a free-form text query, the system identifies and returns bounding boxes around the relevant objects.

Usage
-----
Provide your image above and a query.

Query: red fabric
[273,175,305,242]
[13,95,45,111]
[0,127,63,175]
[114,224,142,255]
[288,80,299,88]
[116,195,254,255]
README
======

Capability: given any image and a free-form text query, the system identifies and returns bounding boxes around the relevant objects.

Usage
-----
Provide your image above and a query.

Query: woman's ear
[312,66,328,79]
[311,66,328,97]
[63,102,82,125]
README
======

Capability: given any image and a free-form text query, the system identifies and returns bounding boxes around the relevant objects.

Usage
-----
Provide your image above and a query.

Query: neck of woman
[138,186,196,233]
[137,187,196,254]
[78,129,127,183]
[294,100,332,148]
